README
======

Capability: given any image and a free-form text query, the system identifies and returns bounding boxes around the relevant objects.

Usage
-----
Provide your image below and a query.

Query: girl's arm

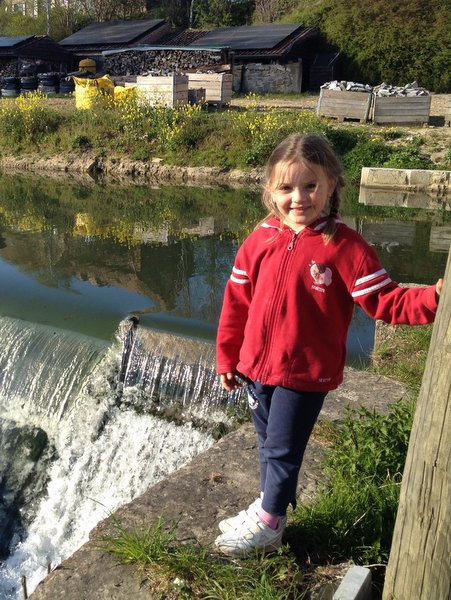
[351,246,441,325]
[216,247,253,380]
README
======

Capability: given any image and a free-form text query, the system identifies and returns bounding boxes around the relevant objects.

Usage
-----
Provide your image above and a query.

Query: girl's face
[270,160,336,232]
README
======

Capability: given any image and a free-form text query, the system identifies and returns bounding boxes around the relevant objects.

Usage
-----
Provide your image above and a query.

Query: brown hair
[261,134,345,243]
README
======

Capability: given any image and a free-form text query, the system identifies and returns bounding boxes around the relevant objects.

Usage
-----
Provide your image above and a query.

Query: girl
[215,134,443,558]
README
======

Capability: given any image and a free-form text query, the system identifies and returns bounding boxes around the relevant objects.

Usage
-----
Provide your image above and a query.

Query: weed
[103,517,307,599]
[289,397,415,566]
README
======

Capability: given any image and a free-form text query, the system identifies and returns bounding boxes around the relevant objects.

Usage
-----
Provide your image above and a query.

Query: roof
[0,35,72,62]
[189,24,309,50]
[0,36,34,49]
[60,19,166,47]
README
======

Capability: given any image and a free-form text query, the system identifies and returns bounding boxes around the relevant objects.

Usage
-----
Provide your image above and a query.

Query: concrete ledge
[333,566,372,600]
[360,167,451,193]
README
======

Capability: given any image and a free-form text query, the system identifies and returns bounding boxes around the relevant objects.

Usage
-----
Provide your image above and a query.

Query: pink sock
[257,506,280,530]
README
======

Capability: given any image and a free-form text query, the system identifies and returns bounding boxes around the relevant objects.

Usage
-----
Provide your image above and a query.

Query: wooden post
[383,250,451,600]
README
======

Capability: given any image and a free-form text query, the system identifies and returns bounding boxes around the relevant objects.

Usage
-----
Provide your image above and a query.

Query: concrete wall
[233,62,302,94]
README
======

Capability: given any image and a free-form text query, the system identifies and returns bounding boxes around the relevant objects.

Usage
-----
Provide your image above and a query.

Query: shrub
[0,91,60,145]
[289,398,415,565]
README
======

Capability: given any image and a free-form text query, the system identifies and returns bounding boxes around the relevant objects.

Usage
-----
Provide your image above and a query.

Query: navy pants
[248,381,326,516]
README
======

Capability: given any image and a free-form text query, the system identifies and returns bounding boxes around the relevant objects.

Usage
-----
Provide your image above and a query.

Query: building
[0,34,74,77]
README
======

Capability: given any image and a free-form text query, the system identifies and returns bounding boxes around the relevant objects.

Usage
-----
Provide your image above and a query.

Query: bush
[0,91,60,145]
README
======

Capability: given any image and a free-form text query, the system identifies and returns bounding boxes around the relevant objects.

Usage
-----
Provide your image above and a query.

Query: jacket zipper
[259,231,299,379]
[287,230,299,250]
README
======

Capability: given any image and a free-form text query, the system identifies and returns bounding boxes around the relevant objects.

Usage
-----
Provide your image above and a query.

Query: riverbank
[0,93,449,186]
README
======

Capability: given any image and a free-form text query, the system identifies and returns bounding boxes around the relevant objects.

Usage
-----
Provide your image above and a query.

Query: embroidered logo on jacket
[310,261,332,292]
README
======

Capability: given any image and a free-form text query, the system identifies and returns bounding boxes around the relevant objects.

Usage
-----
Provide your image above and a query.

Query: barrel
[20,76,38,93]
[1,76,20,98]
[59,76,75,94]
[37,73,59,95]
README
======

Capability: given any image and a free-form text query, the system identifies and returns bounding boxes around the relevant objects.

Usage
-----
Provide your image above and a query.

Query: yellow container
[73,75,114,109]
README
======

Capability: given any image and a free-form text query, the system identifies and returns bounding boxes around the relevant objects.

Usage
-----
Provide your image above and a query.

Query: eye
[306,182,317,190]
[276,184,292,193]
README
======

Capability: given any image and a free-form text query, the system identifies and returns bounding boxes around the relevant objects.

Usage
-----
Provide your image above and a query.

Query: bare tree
[253,0,280,23]
[76,0,146,21]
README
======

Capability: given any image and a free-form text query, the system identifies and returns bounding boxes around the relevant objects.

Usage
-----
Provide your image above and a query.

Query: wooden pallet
[316,89,372,122]
[135,75,188,107]
[372,95,431,125]
[187,73,233,105]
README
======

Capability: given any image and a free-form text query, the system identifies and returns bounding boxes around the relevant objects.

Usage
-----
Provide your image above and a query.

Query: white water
[0,317,217,599]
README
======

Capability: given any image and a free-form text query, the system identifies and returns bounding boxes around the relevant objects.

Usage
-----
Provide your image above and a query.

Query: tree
[281,0,451,92]
[76,0,147,22]
[383,251,450,599]
[253,0,297,24]
[192,0,254,28]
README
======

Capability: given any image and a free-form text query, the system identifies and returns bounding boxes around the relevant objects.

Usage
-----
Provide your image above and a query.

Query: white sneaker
[218,497,262,534]
[215,511,287,558]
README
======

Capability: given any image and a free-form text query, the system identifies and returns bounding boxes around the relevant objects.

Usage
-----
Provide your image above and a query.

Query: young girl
[215,134,443,558]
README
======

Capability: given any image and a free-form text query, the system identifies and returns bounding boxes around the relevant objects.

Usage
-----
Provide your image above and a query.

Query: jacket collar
[260,215,341,233]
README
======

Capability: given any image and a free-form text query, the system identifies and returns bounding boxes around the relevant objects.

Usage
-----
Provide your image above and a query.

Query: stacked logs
[104,49,224,77]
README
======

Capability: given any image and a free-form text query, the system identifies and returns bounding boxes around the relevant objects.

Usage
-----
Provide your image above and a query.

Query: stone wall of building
[233,62,302,94]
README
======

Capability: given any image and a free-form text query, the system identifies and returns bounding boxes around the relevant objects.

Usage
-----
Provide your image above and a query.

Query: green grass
[102,518,307,599]
[371,324,433,393]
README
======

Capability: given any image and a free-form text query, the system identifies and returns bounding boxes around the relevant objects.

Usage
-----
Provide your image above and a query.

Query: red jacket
[216,216,438,392]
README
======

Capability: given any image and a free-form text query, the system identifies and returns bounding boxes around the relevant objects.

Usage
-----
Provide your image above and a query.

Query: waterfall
[0,317,236,599]
[117,318,242,424]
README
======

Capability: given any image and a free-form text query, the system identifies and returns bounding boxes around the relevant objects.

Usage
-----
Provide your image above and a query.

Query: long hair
[261,134,345,243]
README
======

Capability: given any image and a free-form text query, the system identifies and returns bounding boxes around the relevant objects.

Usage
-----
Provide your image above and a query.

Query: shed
[0,35,74,77]
[188,23,320,93]
[59,18,171,63]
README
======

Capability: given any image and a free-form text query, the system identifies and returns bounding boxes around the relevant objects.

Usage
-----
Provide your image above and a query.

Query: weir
[117,317,240,419]
[0,317,233,600]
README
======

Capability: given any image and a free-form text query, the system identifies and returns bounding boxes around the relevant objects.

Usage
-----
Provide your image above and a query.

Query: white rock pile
[320,80,372,93]
[321,79,430,96]
[373,81,429,96]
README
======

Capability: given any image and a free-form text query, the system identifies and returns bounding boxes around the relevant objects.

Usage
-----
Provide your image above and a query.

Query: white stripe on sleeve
[355,268,387,287]
[352,278,392,298]
[230,274,250,284]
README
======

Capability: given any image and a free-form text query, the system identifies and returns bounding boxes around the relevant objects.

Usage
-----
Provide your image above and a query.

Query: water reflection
[0,172,448,360]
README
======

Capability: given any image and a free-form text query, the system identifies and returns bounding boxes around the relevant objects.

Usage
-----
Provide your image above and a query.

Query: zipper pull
[287,231,297,250]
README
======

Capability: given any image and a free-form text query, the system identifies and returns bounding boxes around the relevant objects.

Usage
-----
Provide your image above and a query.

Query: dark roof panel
[0,36,34,48]
[190,24,303,50]
[60,19,166,46]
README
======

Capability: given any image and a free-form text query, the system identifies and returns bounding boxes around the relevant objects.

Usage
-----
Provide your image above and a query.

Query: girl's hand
[220,372,243,391]
[436,278,444,297]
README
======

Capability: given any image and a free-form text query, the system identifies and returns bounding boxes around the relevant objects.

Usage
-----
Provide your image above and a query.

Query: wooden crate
[316,89,372,122]
[372,95,431,125]
[187,73,233,105]
[135,75,188,107]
